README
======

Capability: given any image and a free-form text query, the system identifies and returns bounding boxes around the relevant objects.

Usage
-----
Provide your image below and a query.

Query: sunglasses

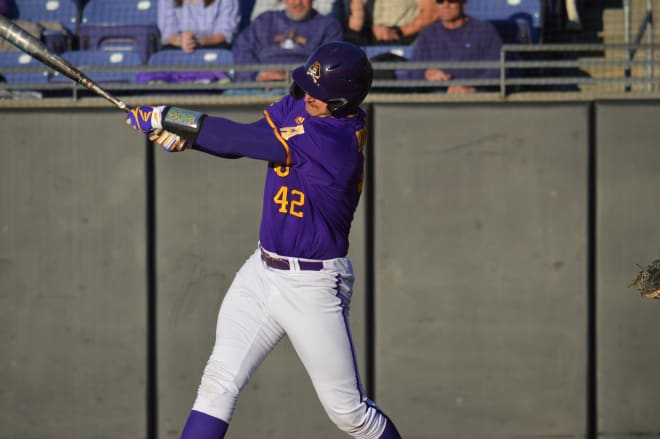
[436,0,465,3]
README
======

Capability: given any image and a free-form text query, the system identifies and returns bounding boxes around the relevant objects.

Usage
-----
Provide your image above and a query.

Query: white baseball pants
[191,246,388,439]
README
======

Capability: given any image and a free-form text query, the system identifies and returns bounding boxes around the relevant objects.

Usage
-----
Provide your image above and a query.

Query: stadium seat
[50,50,143,83]
[465,0,543,43]
[12,0,79,52]
[0,51,51,83]
[362,45,412,81]
[78,0,160,63]
[362,45,412,61]
[137,49,234,84]
[12,0,78,31]
[146,49,234,66]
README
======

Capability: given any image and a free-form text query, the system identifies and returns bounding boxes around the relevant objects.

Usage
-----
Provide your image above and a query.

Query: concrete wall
[595,102,660,439]
[0,109,147,439]
[373,103,590,439]
[1,102,659,439]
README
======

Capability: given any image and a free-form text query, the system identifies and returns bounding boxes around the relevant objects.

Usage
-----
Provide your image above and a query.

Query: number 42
[273,186,304,218]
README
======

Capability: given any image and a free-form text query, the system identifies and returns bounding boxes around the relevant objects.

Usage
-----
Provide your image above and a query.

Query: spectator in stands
[405,0,502,94]
[371,0,437,45]
[232,0,342,84]
[249,0,338,22]
[333,0,373,46]
[158,0,240,53]
[547,0,583,31]
[565,0,583,30]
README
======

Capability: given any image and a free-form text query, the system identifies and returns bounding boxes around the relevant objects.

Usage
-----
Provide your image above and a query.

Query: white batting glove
[149,129,189,152]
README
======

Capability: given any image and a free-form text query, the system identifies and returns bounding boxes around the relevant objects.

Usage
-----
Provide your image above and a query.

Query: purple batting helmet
[290,41,373,117]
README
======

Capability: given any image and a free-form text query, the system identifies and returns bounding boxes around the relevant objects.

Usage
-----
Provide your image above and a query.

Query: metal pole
[500,47,506,97]
[624,0,632,91]
[646,0,654,92]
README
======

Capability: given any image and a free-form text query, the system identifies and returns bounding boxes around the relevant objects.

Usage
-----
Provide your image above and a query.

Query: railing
[624,0,654,91]
[1,43,660,103]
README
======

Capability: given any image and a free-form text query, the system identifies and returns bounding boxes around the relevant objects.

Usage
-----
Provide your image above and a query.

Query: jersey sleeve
[193,116,287,162]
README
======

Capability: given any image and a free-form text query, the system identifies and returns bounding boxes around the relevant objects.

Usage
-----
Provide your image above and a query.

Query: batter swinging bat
[0,15,128,112]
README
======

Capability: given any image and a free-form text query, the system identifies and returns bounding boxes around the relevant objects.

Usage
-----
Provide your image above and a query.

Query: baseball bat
[0,15,128,112]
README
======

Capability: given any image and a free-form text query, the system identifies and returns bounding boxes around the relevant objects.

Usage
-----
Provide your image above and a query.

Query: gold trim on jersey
[263,109,291,176]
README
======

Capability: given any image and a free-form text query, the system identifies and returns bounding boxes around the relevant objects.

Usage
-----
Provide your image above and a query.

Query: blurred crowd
[0,0,588,94]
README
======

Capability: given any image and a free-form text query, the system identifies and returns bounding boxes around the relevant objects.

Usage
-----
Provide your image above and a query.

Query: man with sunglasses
[405,0,502,94]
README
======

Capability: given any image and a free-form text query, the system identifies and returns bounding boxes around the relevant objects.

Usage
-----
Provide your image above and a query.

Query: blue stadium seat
[146,49,234,66]
[81,0,157,26]
[0,51,51,83]
[362,45,412,61]
[50,50,142,83]
[137,49,233,84]
[78,0,160,63]
[362,45,412,81]
[12,0,78,32]
[12,0,79,52]
[465,0,543,43]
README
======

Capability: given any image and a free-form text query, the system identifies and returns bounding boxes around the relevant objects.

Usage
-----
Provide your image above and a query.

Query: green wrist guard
[162,106,207,142]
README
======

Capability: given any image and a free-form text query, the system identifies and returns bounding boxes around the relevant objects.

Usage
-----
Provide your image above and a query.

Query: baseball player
[125,41,402,439]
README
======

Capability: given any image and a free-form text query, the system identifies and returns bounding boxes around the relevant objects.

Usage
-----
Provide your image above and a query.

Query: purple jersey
[258,95,366,259]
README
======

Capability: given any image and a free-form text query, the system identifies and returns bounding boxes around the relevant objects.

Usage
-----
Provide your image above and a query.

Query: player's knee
[193,359,243,422]
[198,359,241,397]
[326,404,379,437]
[330,411,368,436]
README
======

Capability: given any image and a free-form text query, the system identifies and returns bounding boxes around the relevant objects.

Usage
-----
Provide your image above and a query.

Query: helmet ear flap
[290,81,305,99]
[327,98,349,117]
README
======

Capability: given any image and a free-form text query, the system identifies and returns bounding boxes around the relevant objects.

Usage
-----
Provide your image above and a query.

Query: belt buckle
[261,249,290,270]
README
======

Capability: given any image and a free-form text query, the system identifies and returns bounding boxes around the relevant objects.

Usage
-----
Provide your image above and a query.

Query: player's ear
[289,81,305,99]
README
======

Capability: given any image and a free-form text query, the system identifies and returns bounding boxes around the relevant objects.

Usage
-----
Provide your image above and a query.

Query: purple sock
[180,410,229,439]
[379,418,402,439]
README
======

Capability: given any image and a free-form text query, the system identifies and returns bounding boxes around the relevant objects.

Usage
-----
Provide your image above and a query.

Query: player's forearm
[193,116,287,162]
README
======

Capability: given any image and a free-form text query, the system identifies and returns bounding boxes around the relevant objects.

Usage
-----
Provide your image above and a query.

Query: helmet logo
[306,61,321,84]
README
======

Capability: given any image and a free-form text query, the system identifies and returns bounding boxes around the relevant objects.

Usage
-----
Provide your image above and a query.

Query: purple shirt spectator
[408,17,502,81]
[0,0,9,16]
[158,0,240,46]
[232,9,342,82]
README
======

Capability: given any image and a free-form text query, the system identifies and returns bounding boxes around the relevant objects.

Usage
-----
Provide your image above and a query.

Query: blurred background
[1,1,660,438]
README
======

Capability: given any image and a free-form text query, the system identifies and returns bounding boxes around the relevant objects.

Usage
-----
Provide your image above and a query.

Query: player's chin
[305,102,331,118]
[305,102,320,116]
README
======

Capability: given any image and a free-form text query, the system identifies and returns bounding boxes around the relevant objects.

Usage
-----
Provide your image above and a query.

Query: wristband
[391,26,404,39]
[162,106,207,142]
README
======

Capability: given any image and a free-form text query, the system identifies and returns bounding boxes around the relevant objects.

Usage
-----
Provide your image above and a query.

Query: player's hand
[149,129,188,152]
[125,105,166,133]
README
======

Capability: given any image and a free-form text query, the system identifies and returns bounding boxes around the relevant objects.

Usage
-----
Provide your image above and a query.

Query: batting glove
[125,105,166,133]
[149,129,188,152]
